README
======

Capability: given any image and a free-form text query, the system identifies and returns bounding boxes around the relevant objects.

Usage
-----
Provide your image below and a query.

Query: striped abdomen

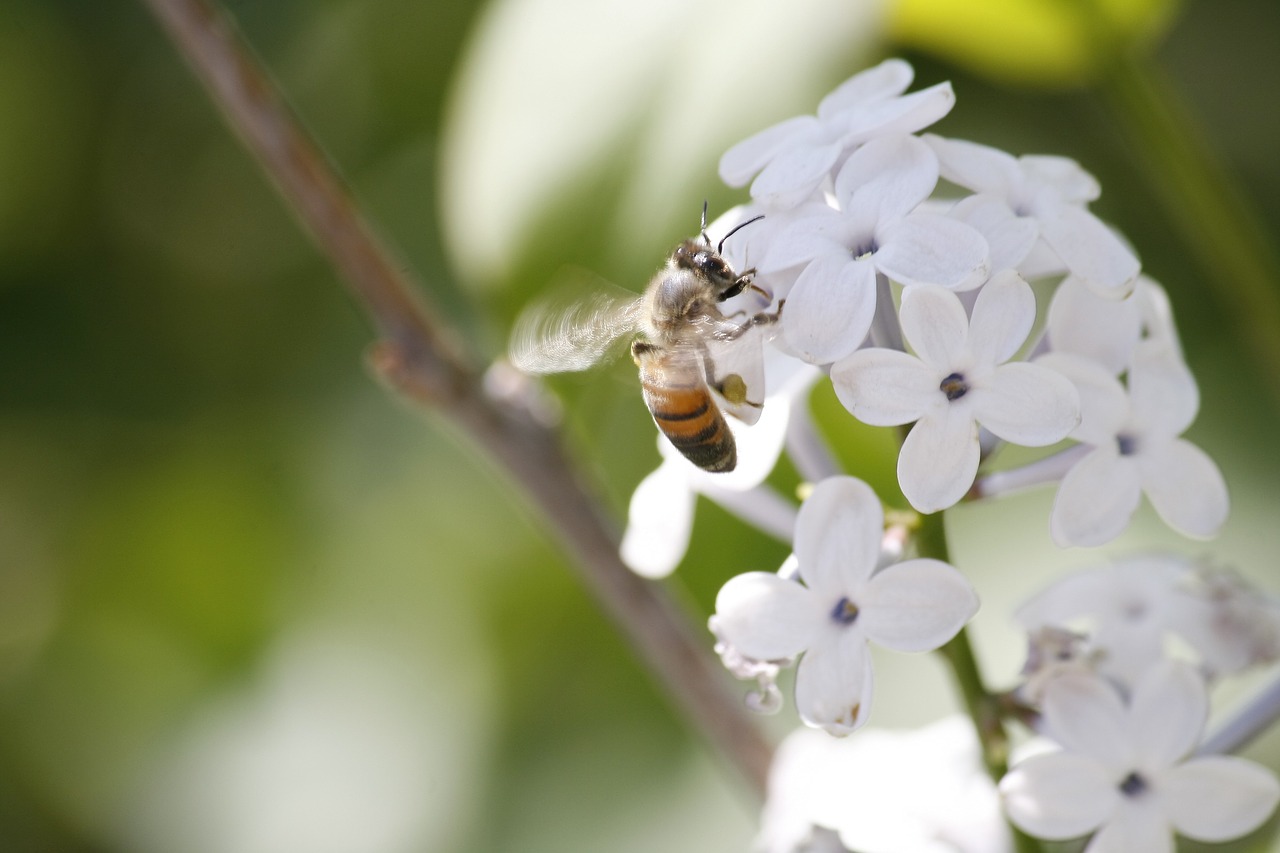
[636,355,736,472]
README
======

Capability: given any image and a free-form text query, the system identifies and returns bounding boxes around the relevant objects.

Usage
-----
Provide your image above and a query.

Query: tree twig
[139,0,772,796]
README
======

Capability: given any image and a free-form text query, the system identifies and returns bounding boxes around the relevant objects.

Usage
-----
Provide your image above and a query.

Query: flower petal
[793,476,882,596]
[816,58,913,118]
[1128,340,1199,437]
[1041,673,1133,769]
[1021,155,1100,204]
[1035,352,1129,446]
[898,405,980,513]
[876,213,990,290]
[1046,275,1140,374]
[860,558,978,651]
[781,254,877,364]
[831,347,940,427]
[899,284,969,370]
[967,269,1036,367]
[714,571,824,660]
[719,116,818,187]
[1015,568,1117,629]
[842,81,956,142]
[1127,662,1206,769]
[1050,448,1142,548]
[703,324,767,428]
[836,135,938,221]
[1136,277,1184,355]
[972,362,1080,446]
[1037,204,1140,299]
[619,460,695,578]
[759,209,848,273]
[1000,752,1119,839]
[924,134,1020,198]
[949,193,1039,272]
[1084,800,1172,853]
[1161,756,1280,842]
[795,633,874,736]
[1138,438,1229,539]
[752,139,844,208]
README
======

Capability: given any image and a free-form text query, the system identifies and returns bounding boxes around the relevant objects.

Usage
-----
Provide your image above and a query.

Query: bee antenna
[717,214,766,256]
[700,200,711,246]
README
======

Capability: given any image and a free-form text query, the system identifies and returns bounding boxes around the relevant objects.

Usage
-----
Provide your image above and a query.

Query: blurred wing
[509,289,643,374]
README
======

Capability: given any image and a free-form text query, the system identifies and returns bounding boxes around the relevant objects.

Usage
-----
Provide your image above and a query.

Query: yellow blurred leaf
[887,0,1180,86]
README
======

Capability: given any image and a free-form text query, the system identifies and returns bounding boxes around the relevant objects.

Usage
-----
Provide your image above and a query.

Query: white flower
[1000,663,1280,851]
[832,271,1080,513]
[759,717,1011,853]
[720,59,955,209]
[1016,554,1211,688]
[1038,345,1229,546]
[760,135,990,364]
[925,135,1140,299]
[712,476,978,735]
[1046,275,1187,377]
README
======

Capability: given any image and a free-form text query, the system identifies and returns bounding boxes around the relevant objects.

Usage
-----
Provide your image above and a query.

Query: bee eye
[696,252,727,274]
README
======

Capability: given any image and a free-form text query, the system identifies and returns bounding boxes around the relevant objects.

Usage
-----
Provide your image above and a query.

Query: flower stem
[917,512,1041,853]
[1198,668,1280,758]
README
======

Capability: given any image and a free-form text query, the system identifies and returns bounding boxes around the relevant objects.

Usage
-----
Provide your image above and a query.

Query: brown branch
[139,0,772,795]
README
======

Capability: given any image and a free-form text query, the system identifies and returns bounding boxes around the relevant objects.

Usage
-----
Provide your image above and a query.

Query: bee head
[673,239,738,293]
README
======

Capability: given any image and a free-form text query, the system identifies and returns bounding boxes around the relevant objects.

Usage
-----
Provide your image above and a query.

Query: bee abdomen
[641,380,736,472]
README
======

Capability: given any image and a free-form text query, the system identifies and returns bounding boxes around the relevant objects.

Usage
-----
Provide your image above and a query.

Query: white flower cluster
[996,555,1280,851]
[619,59,1228,579]
[753,555,1280,853]
[596,59,1274,853]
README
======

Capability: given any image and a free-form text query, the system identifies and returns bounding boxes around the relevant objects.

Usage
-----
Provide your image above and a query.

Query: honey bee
[510,209,779,472]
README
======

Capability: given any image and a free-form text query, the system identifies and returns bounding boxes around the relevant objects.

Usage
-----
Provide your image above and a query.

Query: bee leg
[631,339,657,366]
[716,271,771,304]
[716,272,753,302]
[713,299,786,342]
[699,348,762,410]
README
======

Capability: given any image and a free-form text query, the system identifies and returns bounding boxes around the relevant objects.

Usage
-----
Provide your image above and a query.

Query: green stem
[917,512,1041,853]
[916,513,1008,778]
[1100,55,1280,411]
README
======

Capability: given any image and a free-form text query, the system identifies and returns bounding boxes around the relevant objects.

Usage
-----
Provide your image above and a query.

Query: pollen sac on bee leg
[718,373,749,405]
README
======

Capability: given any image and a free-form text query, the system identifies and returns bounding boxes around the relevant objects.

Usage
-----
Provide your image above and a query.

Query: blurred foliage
[889,0,1180,85]
[0,0,1276,851]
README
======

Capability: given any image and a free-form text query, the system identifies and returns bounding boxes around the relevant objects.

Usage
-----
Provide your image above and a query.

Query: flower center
[1122,599,1148,622]
[1117,433,1139,456]
[851,238,878,261]
[830,597,860,626]
[1119,771,1148,798]
[940,372,969,401]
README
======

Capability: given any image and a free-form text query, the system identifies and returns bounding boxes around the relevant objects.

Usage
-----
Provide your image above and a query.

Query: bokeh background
[0,0,1277,850]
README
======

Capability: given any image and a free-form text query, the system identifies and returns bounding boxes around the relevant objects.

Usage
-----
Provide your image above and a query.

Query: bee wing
[702,323,768,426]
[509,288,643,374]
